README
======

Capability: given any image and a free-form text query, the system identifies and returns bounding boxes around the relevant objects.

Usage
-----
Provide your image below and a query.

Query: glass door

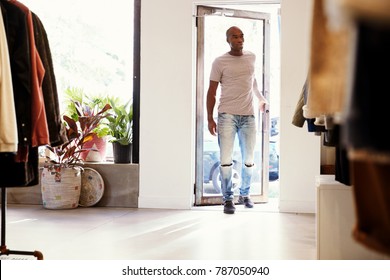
[195,5,271,206]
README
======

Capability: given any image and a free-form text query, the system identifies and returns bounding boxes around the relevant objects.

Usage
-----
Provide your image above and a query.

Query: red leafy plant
[44,101,112,169]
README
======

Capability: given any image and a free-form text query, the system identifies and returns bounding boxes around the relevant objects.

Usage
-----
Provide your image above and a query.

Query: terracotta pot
[80,135,107,162]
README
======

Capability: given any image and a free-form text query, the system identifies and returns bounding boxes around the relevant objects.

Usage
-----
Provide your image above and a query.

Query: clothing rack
[0,187,43,260]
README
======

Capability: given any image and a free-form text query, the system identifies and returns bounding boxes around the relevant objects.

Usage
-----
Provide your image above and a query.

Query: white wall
[279,0,319,213]
[139,0,320,213]
[139,0,195,209]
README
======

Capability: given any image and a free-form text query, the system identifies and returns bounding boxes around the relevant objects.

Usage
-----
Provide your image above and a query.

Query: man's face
[227,28,244,51]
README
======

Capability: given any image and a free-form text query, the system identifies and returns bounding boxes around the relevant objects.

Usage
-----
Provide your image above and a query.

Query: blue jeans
[217,113,257,202]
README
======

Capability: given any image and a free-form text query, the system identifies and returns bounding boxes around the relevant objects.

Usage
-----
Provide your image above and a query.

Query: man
[206,26,267,214]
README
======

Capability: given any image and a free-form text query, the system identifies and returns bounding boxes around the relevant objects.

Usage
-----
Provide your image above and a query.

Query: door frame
[194,5,271,206]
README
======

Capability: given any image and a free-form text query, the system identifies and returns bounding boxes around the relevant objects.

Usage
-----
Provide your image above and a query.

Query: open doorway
[194,3,280,208]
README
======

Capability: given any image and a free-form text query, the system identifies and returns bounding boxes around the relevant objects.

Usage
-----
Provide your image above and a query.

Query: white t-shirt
[210,50,265,116]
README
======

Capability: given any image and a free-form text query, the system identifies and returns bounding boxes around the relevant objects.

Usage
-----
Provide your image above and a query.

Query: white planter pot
[41,166,82,209]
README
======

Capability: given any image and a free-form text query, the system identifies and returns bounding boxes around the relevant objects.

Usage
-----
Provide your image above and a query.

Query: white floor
[0,201,316,260]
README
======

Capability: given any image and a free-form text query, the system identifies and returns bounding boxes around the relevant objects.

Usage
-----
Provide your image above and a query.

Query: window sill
[8,161,139,208]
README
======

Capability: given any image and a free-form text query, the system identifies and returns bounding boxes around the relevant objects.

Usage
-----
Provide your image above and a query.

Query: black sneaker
[238,196,254,208]
[223,200,236,214]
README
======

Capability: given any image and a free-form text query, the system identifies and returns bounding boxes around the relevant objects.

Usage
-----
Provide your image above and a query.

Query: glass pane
[21,0,134,161]
[20,0,134,111]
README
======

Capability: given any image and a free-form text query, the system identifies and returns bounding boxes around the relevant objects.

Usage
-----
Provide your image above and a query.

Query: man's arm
[206,80,219,136]
[253,78,268,112]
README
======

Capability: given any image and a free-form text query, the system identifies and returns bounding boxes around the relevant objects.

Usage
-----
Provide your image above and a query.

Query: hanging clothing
[295,0,390,256]
[304,0,351,120]
[332,125,351,186]
[340,0,390,24]
[0,1,35,186]
[291,81,306,128]
[0,0,32,148]
[10,0,49,147]
[0,5,18,153]
[292,78,326,133]
[350,159,390,256]
[343,20,390,155]
[31,12,67,146]
[342,18,390,256]
[0,1,66,187]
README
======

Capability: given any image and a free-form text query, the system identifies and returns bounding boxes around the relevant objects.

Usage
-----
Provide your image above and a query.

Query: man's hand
[259,101,268,112]
[208,119,217,136]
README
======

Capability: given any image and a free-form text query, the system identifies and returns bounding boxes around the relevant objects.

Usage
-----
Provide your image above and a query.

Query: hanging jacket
[0,0,32,147]
[10,0,50,147]
[32,12,67,147]
[0,5,18,153]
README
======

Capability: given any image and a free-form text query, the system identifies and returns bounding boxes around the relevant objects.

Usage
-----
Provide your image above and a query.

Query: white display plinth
[316,175,388,259]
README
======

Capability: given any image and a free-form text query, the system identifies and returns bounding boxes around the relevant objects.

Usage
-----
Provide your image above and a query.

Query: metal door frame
[195,5,271,206]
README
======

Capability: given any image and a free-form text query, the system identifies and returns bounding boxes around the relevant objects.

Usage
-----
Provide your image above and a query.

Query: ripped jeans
[217,113,257,202]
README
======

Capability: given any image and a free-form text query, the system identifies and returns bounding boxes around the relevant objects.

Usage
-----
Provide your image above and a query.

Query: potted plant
[42,101,111,209]
[106,97,133,163]
[63,87,111,162]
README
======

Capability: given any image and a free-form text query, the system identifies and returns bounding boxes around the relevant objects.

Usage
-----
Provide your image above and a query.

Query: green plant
[63,87,110,138]
[106,97,133,145]
[45,101,112,168]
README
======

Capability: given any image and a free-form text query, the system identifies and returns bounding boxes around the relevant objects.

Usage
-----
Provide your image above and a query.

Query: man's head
[226,26,244,53]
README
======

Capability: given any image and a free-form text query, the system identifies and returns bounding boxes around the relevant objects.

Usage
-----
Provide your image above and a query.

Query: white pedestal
[316,175,388,259]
